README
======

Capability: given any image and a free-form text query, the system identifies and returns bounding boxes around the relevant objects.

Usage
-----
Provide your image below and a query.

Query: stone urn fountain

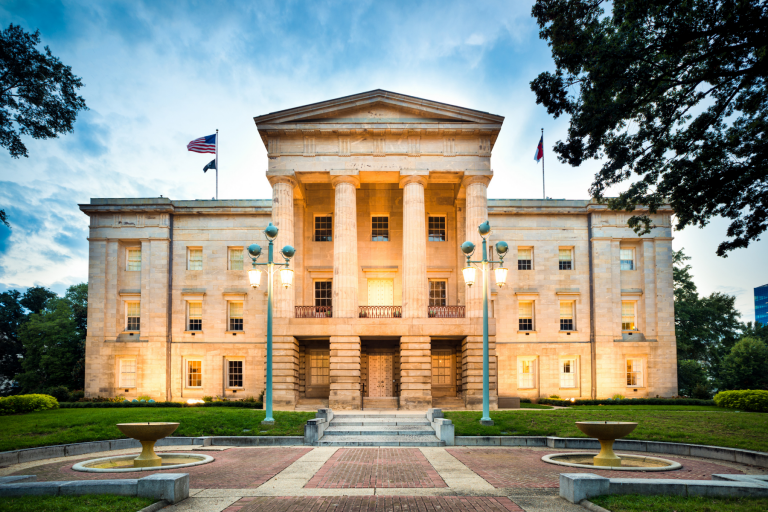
[116,422,179,467]
[575,421,637,467]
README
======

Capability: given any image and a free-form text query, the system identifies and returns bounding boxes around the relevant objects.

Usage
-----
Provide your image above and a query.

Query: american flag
[187,134,217,153]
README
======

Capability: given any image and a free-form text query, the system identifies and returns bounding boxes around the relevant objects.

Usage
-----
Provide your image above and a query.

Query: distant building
[756,284,768,326]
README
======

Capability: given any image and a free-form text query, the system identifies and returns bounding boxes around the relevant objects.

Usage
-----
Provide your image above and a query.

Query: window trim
[518,300,535,331]
[126,247,142,272]
[313,214,333,242]
[428,279,448,308]
[225,358,244,389]
[517,247,533,270]
[428,215,447,242]
[185,359,203,388]
[228,301,244,332]
[125,301,141,332]
[228,247,244,271]
[187,247,203,271]
[518,356,537,390]
[371,214,389,242]
[621,300,638,332]
[118,358,137,389]
[187,301,203,332]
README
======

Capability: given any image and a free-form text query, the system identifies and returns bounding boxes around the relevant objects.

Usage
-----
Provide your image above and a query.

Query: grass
[0,408,314,452]
[520,403,553,409]
[0,495,155,512]
[571,405,732,412]
[444,409,768,452]
[590,494,768,512]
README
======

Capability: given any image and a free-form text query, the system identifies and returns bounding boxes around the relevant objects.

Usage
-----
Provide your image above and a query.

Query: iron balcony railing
[295,306,332,318]
[358,306,402,318]
[428,306,465,318]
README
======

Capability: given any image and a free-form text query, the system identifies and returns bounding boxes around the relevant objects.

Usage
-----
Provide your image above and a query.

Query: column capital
[267,174,298,188]
[399,174,428,189]
[331,175,361,189]
[461,175,492,188]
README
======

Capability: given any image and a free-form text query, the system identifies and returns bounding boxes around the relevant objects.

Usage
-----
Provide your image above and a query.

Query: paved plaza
[1,445,764,511]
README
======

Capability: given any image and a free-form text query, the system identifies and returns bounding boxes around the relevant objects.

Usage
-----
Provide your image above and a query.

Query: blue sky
[0,0,765,321]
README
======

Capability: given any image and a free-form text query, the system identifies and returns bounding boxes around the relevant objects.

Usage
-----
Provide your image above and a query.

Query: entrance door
[368,279,394,306]
[368,353,393,397]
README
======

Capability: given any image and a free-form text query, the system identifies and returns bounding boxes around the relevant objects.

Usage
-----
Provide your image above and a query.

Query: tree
[531,0,767,256]
[677,359,709,398]
[0,210,8,228]
[0,24,87,159]
[0,290,24,394]
[19,286,56,315]
[718,337,768,390]
[64,283,87,388]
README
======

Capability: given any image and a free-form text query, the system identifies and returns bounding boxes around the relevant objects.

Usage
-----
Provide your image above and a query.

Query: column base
[480,419,494,426]
[400,396,433,410]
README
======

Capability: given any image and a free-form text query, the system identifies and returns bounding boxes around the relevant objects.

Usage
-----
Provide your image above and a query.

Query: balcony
[295,306,332,318]
[359,306,402,318]
[428,306,465,318]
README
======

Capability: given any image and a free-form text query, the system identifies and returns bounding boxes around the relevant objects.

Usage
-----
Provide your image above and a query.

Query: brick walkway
[305,448,447,488]
[445,448,743,488]
[224,496,522,512]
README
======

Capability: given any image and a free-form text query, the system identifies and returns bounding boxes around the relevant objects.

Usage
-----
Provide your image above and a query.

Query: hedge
[0,394,59,415]
[713,390,768,412]
[59,401,264,409]
[537,397,716,407]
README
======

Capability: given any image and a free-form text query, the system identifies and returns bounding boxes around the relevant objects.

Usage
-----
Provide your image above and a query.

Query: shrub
[612,393,625,400]
[549,394,561,399]
[203,396,213,402]
[68,390,84,402]
[43,386,71,402]
[537,397,716,407]
[137,395,152,402]
[713,390,768,412]
[691,384,712,400]
[0,394,59,415]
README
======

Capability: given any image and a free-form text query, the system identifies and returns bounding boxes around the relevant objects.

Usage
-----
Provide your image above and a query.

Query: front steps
[317,414,444,446]
[361,397,399,410]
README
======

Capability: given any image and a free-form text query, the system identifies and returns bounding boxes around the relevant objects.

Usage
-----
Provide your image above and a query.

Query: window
[229,248,244,270]
[620,249,635,270]
[519,301,534,331]
[227,360,243,388]
[314,216,332,242]
[559,248,573,270]
[560,359,577,388]
[621,301,636,331]
[428,216,446,242]
[627,358,643,386]
[188,248,203,270]
[187,360,202,387]
[314,281,332,308]
[229,302,243,331]
[188,302,202,331]
[127,248,141,271]
[518,248,532,270]
[119,359,136,388]
[310,351,329,385]
[518,358,536,389]
[371,216,389,241]
[126,302,140,331]
[432,351,452,385]
[560,301,575,331]
[429,280,447,307]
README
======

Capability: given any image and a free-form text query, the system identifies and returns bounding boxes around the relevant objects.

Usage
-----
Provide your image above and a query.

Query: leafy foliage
[0,24,87,158]
[677,359,709,397]
[718,337,768,390]
[0,393,58,415]
[714,389,768,412]
[531,0,768,256]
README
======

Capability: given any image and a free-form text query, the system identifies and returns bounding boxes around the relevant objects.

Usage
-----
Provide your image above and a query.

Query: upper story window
[126,302,140,331]
[559,248,573,270]
[518,248,532,270]
[428,216,446,242]
[314,216,333,242]
[229,248,244,270]
[127,248,142,271]
[229,302,243,331]
[188,248,203,270]
[314,281,332,308]
[621,301,637,331]
[371,216,389,241]
[560,301,575,331]
[620,248,635,270]
[519,301,534,331]
[188,302,202,331]
[429,280,447,307]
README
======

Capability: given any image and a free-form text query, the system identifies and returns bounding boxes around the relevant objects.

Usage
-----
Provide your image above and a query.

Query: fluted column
[401,175,428,318]
[268,175,296,318]
[463,175,492,318]
[331,175,360,318]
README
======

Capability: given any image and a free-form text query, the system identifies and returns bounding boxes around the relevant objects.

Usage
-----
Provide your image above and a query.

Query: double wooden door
[368,353,393,397]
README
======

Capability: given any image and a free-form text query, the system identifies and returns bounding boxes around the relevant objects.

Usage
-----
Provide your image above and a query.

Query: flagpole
[215,129,219,200]
[541,128,545,200]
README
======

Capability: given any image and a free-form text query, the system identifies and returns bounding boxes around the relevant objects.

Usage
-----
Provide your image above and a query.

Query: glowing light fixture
[248,268,262,288]
[463,265,477,287]
[494,266,508,288]
[280,267,294,289]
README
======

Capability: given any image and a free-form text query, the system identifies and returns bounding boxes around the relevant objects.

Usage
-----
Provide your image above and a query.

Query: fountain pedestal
[575,421,637,467]
[116,423,180,468]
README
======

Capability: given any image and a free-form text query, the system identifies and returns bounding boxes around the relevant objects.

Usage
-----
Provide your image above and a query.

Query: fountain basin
[542,452,681,471]
[575,421,637,467]
[73,453,213,473]
[116,422,179,467]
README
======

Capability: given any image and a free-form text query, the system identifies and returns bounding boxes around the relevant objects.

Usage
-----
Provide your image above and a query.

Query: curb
[580,500,610,512]
[138,500,169,512]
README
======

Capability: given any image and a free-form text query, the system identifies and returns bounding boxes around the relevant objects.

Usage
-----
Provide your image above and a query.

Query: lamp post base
[480,418,494,426]
[261,419,275,426]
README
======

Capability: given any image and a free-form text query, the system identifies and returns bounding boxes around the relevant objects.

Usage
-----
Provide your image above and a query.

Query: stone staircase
[361,397,399,410]
[317,413,445,446]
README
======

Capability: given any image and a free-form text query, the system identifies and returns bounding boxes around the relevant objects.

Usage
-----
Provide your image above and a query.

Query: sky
[0,0,765,321]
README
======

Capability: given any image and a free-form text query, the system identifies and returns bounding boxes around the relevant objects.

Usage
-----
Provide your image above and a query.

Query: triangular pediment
[254,89,504,127]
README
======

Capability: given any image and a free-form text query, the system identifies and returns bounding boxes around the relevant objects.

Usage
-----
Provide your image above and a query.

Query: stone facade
[79,90,677,408]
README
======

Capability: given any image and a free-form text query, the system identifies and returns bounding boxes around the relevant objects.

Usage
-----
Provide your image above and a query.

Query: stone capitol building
[79,90,678,410]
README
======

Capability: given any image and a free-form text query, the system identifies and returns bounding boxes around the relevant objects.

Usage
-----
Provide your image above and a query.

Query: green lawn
[445,409,768,452]
[571,405,731,412]
[0,408,314,452]
[520,403,553,409]
[0,495,155,512]
[590,494,768,512]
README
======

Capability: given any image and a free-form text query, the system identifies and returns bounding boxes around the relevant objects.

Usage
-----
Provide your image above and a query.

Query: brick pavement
[304,448,447,489]
[223,496,523,512]
[10,448,312,489]
[445,448,743,488]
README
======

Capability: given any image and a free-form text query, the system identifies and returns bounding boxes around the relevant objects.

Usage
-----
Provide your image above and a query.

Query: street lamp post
[461,221,508,426]
[247,222,295,425]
